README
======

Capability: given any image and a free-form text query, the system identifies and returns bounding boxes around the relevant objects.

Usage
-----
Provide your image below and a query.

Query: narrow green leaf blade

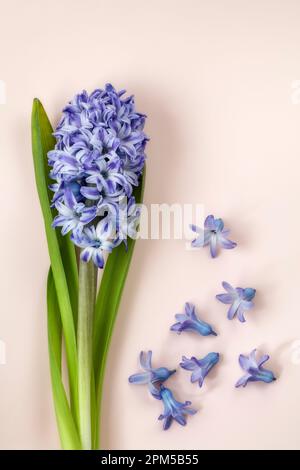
[47,270,81,450]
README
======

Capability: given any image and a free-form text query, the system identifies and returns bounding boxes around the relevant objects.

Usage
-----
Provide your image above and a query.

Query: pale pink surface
[0,0,300,450]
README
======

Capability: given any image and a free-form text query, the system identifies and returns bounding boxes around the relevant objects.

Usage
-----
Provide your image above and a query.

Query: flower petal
[80,247,93,262]
[216,293,234,304]
[128,372,150,384]
[222,281,235,293]
[191,230,211,247]
[93,250,104,268]
[163,415,173,430]
[237,305,246,323]
[180,357,197,371]
[209,234,217,258]
[204,214,216,230]
[257,354,270,367]
[175,313,188,322]
[189,224,202,234]
[235,374,251,388]
[64,186,77,209]
[185,302,196,319]
[191,368,204,385]
[218,235,237,250]
[227,299,240,319]
[140,350,152,370]
[170,322,183,333]
[174,414,186,426]
[241,300,254,311]
[239,354,252,372]
[80,186,100,200]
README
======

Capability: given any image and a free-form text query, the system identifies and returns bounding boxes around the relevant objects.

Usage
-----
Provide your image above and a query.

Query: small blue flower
[170,302,217,337]
[128,351,176,396]
[236,349,276,388]
[71,218,115,268]
[180,352,220,387]
[109,196,142,249]
[216,281,256,323]
[157,386,197,430]
[190,214,237,258]
[52,187,96,235]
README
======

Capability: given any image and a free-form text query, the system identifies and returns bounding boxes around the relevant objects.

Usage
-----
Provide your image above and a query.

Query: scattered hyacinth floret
[157,386,197,430]
[170,302,217,337]
[128,351,176,397]
[190,214,237,258]
[216,281,256,323]
[236,349,276,388]
[180,352,220,387]
[48,83,148,268]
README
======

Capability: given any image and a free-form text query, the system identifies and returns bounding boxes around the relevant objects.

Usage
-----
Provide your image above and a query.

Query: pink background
[1,0,300,450]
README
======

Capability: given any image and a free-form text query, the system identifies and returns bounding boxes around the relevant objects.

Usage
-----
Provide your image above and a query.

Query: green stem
[77,258,97,450]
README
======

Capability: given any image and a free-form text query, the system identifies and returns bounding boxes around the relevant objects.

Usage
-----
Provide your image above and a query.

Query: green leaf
[31,99,79,423]
[47,270,82,450]
[92,169,146,448]
[90,368,97,450]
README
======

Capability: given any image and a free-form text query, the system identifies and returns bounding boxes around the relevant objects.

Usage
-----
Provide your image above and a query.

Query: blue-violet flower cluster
[48,83,148,267]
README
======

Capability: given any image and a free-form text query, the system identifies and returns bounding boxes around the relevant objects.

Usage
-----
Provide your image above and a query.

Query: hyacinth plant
[31,84,148,450]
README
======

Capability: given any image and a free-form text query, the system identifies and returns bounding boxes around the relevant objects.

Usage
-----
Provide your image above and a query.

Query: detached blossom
[48,83,148,268]
[180,352,220,387]
[236,349,276,387]
[216,281,256,323]
[190,214,237,258]
[128,351,176,396]
[170,302,217,337]
[157,386,197,430]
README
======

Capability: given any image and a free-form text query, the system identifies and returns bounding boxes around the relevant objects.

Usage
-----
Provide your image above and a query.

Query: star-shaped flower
[235,349,276,387]
[216,281,256,323]
[52,186,96,235]
[71,218,115,268]
[190,214,237,258]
